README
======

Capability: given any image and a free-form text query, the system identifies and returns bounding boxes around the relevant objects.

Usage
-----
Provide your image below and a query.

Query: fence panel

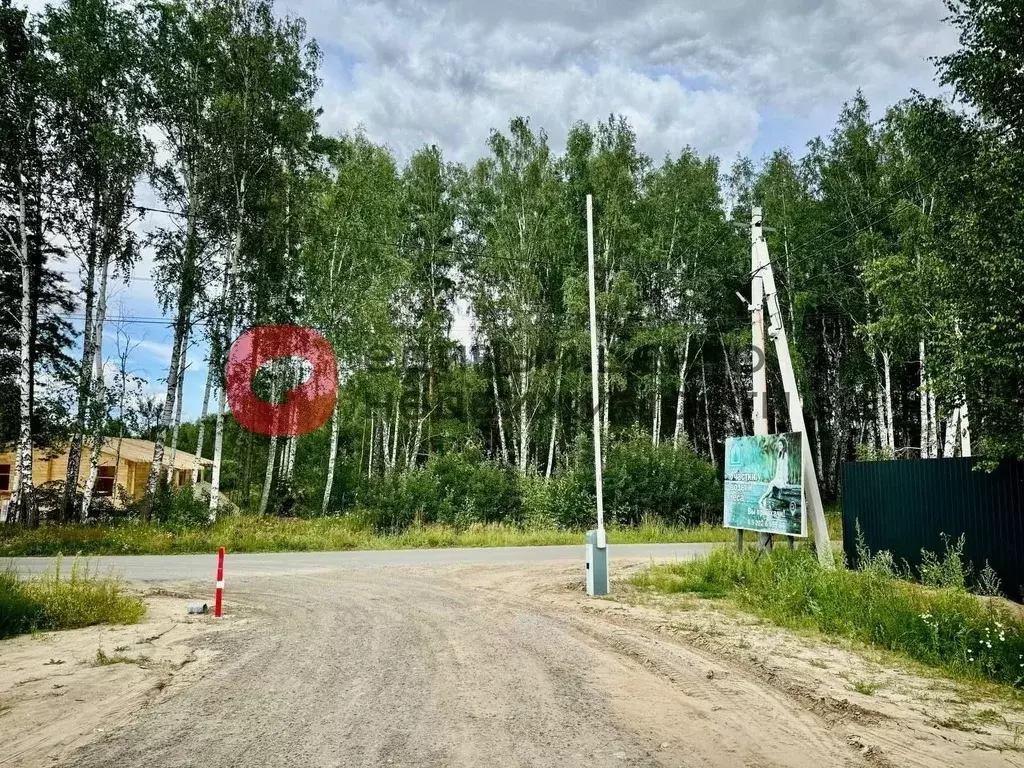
[843,458,1024,602]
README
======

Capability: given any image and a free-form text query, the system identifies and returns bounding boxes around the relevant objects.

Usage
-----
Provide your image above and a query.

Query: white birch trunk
[390,391,401,471]
[210,186,245,520]
[881,350,895,452]
[322,359,344,514]
[81,251,111,521]
[192,363,214,484]
[518,353,529,472]
[367,413,376,479]
[381,417,392,473]
[259,438,278,517]
[490,353,509,464]
[208,384,228,520]
[7,184,34,524]
[673,333,691,448]
[919,340,931,458]
[322,399,341,513]
[720,337,746,436]
[813,414,824,474]
[944,408,960,458]
[700,357,716,468]
[166,337,188,484]
[284,435,297,480]
[960,401,972,457]
[145,319,186,509]
[875,381,887,452]
[408,368,425,469]
[545,353,562,479]
[652,348,662,445]
[258,363,280,516]
[928,381,938,459]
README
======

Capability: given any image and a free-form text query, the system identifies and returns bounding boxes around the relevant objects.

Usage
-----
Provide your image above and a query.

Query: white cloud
[284,0,956,164]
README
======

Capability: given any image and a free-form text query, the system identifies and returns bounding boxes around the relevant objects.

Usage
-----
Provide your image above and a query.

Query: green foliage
[603,431,721,526]
[356,446,523,531]
[148,482,211,529]
[634,544,1024,689]
[0,558,145,640]
[345,437,719,533]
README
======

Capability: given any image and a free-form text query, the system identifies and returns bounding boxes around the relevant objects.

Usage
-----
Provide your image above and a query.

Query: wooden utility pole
[753,209,834,568]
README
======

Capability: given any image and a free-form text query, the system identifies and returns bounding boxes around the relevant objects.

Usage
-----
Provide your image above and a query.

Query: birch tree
[44,0,146,520]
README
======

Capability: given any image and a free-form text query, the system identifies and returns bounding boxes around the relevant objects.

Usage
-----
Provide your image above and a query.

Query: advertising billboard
[723,433,805,537]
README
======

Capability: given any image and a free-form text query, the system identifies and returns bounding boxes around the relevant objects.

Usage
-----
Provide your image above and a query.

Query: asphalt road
[5,542,720,581]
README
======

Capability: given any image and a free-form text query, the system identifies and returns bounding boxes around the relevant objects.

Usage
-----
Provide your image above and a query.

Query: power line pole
[751,207,771,553]
[754,210,835,568]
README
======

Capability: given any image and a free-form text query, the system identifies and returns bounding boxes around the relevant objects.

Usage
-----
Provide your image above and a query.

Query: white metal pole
[586,194,605,536]
[756,226,835,569]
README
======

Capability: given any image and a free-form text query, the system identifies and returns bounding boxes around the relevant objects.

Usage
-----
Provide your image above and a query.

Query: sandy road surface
[66,565,863,768]
[5,551,1023,768]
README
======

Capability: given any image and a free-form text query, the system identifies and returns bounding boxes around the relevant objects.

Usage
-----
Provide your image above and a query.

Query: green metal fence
[842,457,1024,602]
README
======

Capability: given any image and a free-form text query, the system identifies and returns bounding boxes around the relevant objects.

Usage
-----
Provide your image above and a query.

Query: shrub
[149,483,211,528]
[556,431,721,528]
[356,446,522,531]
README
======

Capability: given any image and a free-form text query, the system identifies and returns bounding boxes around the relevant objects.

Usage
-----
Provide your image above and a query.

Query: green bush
[548,431,721,528]
[356,446,522,531]
[149,483,211,528]
[351,436,720,532]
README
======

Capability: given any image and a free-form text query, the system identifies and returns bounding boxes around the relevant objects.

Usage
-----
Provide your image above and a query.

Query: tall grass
[632,543,1024,690]
[0,558,146,640]
[0,513,844,556]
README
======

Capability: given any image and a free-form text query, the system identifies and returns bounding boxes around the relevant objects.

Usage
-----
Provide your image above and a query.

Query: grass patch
[0,513,843,557]
[1,558,146,640]
[94,648,150,667]
[849,679,880,695]
[631,545,1024,691]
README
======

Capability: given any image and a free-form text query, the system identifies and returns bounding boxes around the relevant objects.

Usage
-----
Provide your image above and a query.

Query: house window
[0,464,10,492]
[96,466,116,497]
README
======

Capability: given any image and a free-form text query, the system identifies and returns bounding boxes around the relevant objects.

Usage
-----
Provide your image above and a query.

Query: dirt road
[5,556,1023,768]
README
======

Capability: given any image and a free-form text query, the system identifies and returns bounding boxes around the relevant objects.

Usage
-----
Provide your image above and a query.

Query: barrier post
[215,546,225,617]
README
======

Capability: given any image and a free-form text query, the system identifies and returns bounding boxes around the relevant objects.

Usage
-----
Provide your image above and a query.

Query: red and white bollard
[215,546,225,618]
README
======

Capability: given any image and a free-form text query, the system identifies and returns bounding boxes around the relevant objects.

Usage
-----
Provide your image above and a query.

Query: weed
[850,679,880,695]
[94,648,150,667]
[631,545,1024,690]
[1,558,145,640]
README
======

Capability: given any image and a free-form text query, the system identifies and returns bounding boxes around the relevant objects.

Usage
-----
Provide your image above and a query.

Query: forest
[2,0,1023,530]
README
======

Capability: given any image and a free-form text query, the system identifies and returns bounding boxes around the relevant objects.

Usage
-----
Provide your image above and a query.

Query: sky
[29,0,960,423]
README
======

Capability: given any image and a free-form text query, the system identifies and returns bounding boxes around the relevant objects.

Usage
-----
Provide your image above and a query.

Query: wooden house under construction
[0,438,211,509]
